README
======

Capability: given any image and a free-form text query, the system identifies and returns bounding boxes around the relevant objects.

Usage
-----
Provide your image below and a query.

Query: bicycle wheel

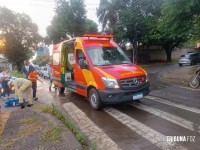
[189,76,200,89]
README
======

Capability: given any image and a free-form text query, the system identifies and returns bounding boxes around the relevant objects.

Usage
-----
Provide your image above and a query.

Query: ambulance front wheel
[89,88,103,110]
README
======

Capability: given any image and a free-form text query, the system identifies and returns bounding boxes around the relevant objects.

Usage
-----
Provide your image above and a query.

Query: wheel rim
[190,77,199,88]
[91,93,98,107]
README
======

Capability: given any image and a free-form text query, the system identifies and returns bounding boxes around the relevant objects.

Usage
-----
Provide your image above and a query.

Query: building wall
[171,48,200,60]
[37,45,50,56]
[138,46,200,62]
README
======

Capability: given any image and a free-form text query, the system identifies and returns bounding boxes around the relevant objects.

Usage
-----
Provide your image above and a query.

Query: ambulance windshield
[87,46,131,66]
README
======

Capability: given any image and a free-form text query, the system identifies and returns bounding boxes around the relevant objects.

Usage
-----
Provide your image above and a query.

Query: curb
[63,102,121,150]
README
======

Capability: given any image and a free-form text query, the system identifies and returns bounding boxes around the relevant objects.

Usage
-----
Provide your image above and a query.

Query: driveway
[144,64,200,88]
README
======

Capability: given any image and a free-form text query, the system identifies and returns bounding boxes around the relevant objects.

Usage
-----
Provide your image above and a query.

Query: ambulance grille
[119,76,146,89]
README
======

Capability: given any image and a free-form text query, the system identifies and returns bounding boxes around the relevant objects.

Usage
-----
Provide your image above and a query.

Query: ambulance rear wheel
[89,88,103,110]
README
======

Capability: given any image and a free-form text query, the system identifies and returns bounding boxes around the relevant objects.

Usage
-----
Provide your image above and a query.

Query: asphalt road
[38,64,200,150]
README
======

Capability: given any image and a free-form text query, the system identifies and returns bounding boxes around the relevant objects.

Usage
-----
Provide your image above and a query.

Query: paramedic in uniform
[8,78,33,109]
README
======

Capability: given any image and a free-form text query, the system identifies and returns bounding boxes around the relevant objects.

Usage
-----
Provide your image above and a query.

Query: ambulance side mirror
[79,59,89,69]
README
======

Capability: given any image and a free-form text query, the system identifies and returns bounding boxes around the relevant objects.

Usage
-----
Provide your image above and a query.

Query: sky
[0,0,100,36]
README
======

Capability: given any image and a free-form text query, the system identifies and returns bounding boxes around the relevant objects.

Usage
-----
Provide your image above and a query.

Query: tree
[97,0,125,32]
[154,0,200,61]
[97,0,164,63]
[97,0,200,62]
[32,55,51,66]
[85,19,98,33]
[46,0,98,44]
[0,7,41,71]
[118,0,164,63]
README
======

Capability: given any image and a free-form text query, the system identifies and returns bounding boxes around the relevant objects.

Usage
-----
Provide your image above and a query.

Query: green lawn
[11,70,25,78]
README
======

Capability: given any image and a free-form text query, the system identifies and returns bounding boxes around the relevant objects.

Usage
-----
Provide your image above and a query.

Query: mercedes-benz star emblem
[133,78,139,85]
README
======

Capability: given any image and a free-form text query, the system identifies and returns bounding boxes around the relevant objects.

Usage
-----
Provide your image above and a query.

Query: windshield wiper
[101,63,112,66]
[121,62,131,64]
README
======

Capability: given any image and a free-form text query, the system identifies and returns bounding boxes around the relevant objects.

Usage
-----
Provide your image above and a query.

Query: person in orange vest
[28,68,43,101]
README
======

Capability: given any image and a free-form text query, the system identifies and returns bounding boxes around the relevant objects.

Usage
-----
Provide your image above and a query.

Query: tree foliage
[46,0,98,44]
[0,7,41,71]
[32,55,51,66]
[97,0,125,32]
[154,0,200,61]
[97,0,200,62]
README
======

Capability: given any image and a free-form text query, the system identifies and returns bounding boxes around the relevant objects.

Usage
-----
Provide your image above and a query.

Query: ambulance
[51,34,150,110]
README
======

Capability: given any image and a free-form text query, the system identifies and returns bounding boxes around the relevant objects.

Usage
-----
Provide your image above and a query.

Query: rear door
[60,40,75,85]
[51,43,62,83]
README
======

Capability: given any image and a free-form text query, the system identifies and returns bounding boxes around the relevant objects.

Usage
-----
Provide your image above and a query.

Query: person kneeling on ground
[8,78,32,109]
[28,68,43,101]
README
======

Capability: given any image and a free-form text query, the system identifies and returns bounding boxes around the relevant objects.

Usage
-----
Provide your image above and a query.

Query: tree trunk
[16,63,21,72]
[166,49,172,62]
[163,45,172,62]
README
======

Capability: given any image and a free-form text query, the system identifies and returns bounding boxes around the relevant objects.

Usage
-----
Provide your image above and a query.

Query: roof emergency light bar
[83,34,114,39]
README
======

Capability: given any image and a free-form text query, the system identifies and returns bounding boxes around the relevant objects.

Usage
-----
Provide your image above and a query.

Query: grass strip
[11,70,25,78]
[36,103,96,150]
[19,117,38,125]
[42,126,62,143]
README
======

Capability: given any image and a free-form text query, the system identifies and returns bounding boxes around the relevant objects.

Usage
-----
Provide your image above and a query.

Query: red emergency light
[83,34,114,39]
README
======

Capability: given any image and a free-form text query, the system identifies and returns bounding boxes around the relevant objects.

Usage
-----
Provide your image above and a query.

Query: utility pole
[133,23,139,64]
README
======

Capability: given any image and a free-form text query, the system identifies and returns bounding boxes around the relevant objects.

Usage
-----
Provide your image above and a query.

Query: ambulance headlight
[102,77,119,88]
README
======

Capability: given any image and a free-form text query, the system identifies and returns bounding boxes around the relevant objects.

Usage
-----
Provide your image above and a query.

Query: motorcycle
[189,67,200,89]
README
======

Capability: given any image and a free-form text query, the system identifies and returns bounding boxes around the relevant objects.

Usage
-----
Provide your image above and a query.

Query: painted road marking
[146,95,200,115]
[129,102,200,134]
[63,103,121,150]
[104,107,186,150]
[174,85,200,92]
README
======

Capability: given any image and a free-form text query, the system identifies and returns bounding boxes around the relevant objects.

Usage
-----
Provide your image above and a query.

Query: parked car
[39,66,49,79]
[178,52,200,67]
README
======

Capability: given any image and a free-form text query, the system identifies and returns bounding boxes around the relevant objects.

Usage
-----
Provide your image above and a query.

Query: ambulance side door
[74,48,87,97]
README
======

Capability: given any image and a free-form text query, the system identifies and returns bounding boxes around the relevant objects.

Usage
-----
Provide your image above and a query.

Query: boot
[19,103,25,109]
[27,104,33,107]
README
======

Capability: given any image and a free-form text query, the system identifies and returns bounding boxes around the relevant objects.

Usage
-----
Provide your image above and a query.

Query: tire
[189,76,200,89]
[58,87,65,94]
[89,88,103,110]
[179,64,182,67]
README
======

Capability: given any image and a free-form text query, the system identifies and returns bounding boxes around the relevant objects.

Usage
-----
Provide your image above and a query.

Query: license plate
[133,93,143,100]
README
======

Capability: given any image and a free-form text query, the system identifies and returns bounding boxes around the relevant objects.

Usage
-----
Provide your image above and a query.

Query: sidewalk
[0,97,82,150]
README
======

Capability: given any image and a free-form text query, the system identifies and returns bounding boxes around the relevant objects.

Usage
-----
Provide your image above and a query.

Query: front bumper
[179,59,191,65]
[98,82,150,104]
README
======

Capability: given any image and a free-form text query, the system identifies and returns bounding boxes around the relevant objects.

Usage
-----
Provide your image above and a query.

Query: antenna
[66,34,72,40]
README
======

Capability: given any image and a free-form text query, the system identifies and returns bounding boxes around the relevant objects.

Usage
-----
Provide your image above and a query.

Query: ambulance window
[76,49,87,68]
[87,46,130,66]
[76,49,85,62]
[66,43,74,65]
[53,53,60,65]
